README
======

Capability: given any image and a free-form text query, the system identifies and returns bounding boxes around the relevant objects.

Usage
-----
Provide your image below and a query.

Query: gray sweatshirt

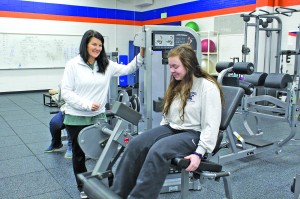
[160,77,222,155]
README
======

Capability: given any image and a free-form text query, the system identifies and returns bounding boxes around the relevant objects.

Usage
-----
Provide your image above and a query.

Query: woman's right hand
[91,103,100,111]
[184,154,201,172]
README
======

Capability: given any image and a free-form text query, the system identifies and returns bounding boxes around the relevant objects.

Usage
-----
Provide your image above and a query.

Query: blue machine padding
[129,41,140,85]
[119,55,134,87]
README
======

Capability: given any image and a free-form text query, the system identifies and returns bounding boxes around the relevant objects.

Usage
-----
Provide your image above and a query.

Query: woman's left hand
[140,47,145,58]
[91,103,100,111]
[184,154,201,172]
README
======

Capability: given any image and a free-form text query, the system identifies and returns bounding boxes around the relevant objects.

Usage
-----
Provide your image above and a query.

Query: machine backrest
[211,86,244,155]
[220,86,245,131]
[111,101,142,126]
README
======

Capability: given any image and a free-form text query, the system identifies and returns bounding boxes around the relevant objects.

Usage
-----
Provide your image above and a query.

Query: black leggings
[65,125,89,190]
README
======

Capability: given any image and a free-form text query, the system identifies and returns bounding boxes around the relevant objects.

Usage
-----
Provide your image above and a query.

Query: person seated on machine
[111,43,224,199]
[44,85,72,158]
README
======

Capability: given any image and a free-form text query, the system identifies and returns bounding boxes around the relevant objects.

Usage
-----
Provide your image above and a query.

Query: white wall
[0,0,139,92]
[137,0,197,11]
[22,0,137,10]
[1,2,300,92]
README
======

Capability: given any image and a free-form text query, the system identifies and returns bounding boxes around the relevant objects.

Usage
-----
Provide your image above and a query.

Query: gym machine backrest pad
[216,62,254,75]
[244,72,268,86]
[264,73,293,89]
[111,101,141,126]
[216,61,254,95]
[244,72,292,89]
[216,62,234,73]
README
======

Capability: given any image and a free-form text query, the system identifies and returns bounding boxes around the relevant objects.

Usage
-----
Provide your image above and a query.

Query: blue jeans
[49,111,72,148]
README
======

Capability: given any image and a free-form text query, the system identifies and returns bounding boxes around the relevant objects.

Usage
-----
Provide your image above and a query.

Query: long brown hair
[162,44,224,121]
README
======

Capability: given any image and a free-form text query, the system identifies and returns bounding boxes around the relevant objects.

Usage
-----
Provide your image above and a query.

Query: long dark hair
[79,29,109,73]
[163,44,224,121]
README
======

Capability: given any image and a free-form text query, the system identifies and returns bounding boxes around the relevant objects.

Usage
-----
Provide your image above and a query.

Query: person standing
[61,29,144,198]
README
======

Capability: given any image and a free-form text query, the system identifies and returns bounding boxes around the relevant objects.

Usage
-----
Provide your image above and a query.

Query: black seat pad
[171,158,222,173]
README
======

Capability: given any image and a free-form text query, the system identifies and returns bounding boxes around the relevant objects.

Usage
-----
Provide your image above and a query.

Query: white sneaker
[64,147,72,158]
[80,191,88,199]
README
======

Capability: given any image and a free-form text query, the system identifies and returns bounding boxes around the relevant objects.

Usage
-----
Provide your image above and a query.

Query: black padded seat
[244,72,268,86]
[264,73,293,89]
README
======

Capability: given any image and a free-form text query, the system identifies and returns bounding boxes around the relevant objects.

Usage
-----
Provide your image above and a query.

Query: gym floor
[0,91,299,199]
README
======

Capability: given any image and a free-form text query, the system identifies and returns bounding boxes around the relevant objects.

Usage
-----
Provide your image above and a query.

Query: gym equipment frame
[241,7,300,73]
[135,25,201,130]
[216,28,300,165]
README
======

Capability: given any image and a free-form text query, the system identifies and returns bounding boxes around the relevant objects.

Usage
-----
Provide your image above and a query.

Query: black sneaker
[44,143,63,153]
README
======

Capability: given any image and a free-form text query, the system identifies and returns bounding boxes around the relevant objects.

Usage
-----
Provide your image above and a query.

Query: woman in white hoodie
[61,29,144,197]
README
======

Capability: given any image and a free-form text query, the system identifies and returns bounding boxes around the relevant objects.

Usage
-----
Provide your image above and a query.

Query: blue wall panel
[0,0,255,21]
